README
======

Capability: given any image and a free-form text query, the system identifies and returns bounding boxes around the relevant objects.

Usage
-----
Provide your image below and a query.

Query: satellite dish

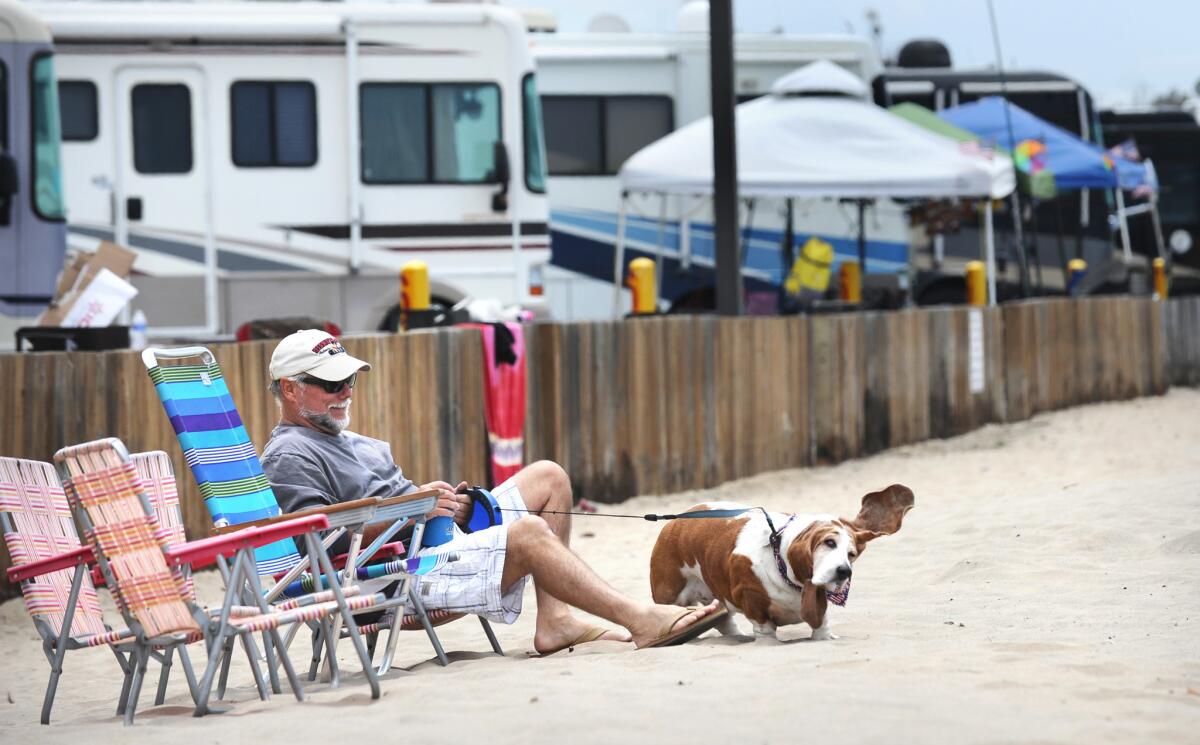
[587,14,631,33]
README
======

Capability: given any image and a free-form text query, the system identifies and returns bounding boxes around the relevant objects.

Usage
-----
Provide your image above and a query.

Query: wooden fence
[0,296,1188,596]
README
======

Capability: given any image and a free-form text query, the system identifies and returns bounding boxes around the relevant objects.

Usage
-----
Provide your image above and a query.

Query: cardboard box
[38,241,137,326]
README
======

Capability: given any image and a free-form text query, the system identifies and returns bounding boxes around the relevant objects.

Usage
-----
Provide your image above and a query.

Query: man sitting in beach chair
[261,330,727,654]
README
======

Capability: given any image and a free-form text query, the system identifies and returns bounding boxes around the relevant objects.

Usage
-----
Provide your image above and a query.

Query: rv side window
[132,84,193,174]
[0,62,7,149]
[60,81,99,142]
[543,95,674,176]
[522,73,547,194]
[231,81,317,168]
[31,54,65,221]
[360,82,501,184]
[542,96,603,175]
[604,96,673,174]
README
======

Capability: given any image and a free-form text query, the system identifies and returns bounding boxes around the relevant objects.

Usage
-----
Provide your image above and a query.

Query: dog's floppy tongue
[827,579,851,607]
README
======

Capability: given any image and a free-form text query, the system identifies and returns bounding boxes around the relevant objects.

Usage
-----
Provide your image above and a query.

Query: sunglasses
[297,373,357,394]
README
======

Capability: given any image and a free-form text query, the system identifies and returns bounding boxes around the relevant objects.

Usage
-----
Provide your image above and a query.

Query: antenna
[985,0,1031,298]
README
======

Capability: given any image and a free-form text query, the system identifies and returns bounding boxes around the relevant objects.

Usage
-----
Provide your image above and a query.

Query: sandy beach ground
[3,389,1198,744]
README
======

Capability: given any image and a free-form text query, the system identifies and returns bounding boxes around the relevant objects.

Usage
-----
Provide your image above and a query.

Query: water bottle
[129,309,148,351]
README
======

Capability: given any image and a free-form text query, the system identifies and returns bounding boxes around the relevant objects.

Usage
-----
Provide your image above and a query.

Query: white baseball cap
[269,329,371,382]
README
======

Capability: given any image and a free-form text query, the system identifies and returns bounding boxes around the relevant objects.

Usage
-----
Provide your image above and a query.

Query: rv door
[114,67,210,243]
[113,66,218,332]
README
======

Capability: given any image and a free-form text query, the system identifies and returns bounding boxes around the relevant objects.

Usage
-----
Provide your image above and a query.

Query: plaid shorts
[413,478,527,624]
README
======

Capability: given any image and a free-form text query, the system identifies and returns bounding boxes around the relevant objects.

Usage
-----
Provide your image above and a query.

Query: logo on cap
[312,337,346,356]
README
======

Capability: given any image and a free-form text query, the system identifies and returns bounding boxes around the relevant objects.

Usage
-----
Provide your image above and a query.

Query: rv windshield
[31,54,65,220]
[523,73,547,193]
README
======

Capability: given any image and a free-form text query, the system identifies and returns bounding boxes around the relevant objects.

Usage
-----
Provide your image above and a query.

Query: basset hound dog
[649,484,914,641]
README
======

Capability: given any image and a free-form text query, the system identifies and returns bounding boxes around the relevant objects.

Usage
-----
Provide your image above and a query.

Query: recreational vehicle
[529,4,894,318]
[33,1,550,335]
[1100,107,1200,291]
[0,0,68,342]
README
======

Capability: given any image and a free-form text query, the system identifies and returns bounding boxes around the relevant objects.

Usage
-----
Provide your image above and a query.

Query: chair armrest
[374,489,439,522]
[167,514,331,568]
[212,496,380,536]
[7,545,94,583]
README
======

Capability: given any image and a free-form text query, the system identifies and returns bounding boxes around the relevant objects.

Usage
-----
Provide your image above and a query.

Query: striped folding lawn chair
[54,437,428,724]
[2,455,146,724]
[141,345,502,677]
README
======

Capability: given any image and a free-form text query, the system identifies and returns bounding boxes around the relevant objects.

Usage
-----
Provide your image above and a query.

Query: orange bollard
[1153,258,1168,299]
[625,257,657,314]
[400,261,430,330]
[965,261,986,306]
[839,261,861,303]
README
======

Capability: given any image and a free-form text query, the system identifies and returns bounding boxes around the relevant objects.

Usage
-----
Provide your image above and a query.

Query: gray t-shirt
[261,422,418,553]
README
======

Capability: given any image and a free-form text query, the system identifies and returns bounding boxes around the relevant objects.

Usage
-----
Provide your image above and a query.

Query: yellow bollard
[1153,258,1168,299]
[400,260,431,330]
[1067,258,1087,296]
[626,257,657,314]
[401,261,431,311]
[839,261,861,304]
[965,261,986,306]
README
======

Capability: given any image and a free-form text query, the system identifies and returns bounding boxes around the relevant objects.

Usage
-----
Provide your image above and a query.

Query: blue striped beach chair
[141,345,492,677]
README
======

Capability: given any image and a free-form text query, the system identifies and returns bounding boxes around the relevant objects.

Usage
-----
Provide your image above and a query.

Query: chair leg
[307,625,323,682]
[479,618,504,655]
[215,636,235,699]
[110,648,134,716]
[153,647,174,706]
[242,632,272,701]
[41,666,62,726]
[262,626,307,703]
[178,645,200,705]
[409,587,449,667]
[123,645,150,726]
[193,629,228,717]
[261,630,282,695]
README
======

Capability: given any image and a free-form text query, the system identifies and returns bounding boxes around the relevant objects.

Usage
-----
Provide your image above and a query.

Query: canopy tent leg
[857,199,868,272]
[1145,160,1168,269]
[612,195,628,319]
[1053,195,1070,287]
[779,198,795,312]
[655,194,668,295]
[985,200,997,306]
[1115,188,1133,263]
[680,197,691,270]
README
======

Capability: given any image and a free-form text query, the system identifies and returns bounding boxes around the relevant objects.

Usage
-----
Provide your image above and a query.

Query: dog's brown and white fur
[649,484,914,641]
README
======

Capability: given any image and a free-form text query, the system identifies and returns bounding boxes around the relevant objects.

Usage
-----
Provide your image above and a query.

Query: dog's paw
[752,625,780,643]
[810,628,838,641]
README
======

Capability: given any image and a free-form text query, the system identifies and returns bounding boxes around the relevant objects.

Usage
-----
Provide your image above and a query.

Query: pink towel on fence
[460,322,526,485]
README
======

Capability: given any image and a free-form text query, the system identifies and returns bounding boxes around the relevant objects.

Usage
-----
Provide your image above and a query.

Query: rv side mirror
[0,152,18,198]
[491,141,510,212]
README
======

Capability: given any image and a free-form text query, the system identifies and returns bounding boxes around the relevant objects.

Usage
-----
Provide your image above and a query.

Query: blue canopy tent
[940,96,1163,263]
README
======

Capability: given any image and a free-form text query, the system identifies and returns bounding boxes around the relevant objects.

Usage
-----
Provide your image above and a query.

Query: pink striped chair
[54,437,397,724]
[3,451,235,724]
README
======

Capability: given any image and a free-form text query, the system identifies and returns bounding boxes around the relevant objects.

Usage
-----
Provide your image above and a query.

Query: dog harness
[762,509,851,606]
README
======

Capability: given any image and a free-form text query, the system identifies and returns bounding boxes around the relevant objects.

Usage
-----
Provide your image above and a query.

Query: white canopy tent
[613,60,1017,312]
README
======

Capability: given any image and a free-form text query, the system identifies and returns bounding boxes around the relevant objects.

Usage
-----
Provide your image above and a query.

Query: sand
[2,388,1198,744]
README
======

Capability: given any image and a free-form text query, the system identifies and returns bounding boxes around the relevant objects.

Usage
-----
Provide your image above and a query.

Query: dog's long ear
[849,484,914,544]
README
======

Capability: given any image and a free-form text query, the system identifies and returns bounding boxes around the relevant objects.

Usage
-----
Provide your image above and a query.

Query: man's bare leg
[501,515,721,649]
[510,461,633,652]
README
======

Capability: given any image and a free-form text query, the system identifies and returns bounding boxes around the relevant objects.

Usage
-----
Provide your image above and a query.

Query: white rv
[33,1,550,335]
[529,4,891,318]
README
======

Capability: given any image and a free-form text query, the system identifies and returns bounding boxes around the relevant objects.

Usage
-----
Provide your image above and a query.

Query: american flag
[959,140,995,160]
[827,578,851,606]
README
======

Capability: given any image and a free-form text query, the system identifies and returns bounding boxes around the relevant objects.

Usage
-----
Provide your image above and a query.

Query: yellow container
[626,257,657,314]
[965,260,986,306]
[839,261,861,304]
[401,260,431,310]
[784,236,834,297]
[1153,258,1168,299]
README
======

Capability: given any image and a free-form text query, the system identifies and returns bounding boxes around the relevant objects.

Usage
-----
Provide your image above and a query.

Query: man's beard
[300,403,350,434]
